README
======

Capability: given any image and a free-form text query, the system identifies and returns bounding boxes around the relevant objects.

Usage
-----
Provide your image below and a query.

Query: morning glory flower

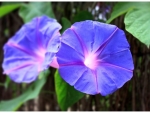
[56,20,134,96]
[2,16,61,83]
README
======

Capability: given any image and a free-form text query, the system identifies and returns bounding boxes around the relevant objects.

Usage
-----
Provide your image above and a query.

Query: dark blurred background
[0,2,150,111]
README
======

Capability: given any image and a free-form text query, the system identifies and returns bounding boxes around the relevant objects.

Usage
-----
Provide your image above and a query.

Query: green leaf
[0,76,11,89]
[73,10,93,23]
[0,4,21,18]
[4,76,11,89]
[0,70,50,111]
[107,2,150,24]
[19,2,55,23]
[125,9,150,47]
[1,2,22,5]
[60,17,71,34]
[55,18,84,110]
[38,69,50,79]
[55,70,84,111]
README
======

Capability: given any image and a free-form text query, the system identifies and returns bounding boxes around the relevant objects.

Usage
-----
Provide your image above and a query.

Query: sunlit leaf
[107,2,150,23]
[55,70,84,111]
[0,4,21,18]
[19,2,55,23]
[125,9,150,47]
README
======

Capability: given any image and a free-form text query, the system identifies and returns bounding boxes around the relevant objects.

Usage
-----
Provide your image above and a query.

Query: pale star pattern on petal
[56,20,134,96]
[2,15,62,83]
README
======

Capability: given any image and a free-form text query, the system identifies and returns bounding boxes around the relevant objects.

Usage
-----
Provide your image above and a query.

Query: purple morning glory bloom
[56,20,134,96]
[2,16,61,83]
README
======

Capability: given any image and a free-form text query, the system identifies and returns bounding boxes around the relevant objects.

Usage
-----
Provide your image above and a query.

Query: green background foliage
[0,3,21,18]
[0,1,150,111]
[19,2,55,22]
[0,70,49,111]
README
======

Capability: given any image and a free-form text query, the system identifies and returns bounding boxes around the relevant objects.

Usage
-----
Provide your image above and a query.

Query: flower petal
[74,69,98,95]
[57,20,134,95]
[8,64,39,83]
[2,15,61,83]
[71,20,117,54]
[99,49,134,70]
[97,28,130,59]
[57,42,84,65]
[60,28,84,56]
[59,65,86,86]
[96,64,133,96]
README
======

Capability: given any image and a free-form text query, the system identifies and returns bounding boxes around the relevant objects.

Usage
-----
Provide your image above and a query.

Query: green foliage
[107,2,150,47]
[106,2,150,24]
[4,76,11,89]
[19,2,55,23]
[0,70,49,111]
[125,9,150,47]
[55,18,84,110]
[55,70,84,111]
[38,69,50,79]
[73,10,93,23]
[1,2,22,5]
[0,76,11,89]
[0,4,21,18]
[60,17,71,33]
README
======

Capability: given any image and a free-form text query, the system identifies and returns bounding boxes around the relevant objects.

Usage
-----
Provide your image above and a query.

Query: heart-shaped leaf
[55,70,84,111]
[107,2,150,23]
[125,9,150,47]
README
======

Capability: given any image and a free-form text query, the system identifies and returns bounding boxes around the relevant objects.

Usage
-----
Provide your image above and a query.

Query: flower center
[36,48,46,72]
[84,53,98,70]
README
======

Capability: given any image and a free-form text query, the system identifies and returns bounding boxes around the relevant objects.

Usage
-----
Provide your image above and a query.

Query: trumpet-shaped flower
[2,16,61,83]
[57,20,134,96]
